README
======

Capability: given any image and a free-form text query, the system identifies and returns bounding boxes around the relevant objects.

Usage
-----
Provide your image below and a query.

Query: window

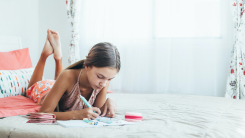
[80,0,227,44]
[155,0,221,38]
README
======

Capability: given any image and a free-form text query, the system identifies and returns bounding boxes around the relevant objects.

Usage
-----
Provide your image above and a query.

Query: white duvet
[0,93,245,138]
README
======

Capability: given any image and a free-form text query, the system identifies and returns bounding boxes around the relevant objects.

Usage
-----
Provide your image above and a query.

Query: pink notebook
[27,112,56,123]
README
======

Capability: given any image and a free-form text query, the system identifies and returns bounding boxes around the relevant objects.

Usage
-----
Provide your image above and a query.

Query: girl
[26,29,120,120]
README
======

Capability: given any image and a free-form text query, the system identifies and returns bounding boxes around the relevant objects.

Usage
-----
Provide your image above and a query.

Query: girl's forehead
[92,67,118,77]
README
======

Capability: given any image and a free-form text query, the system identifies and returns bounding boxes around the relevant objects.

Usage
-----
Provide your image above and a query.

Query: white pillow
[0,68,34,98]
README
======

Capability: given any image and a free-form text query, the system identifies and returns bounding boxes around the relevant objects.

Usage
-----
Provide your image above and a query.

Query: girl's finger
[92,107,101,115]
[105,111,112,118]
[110,110,115,118]
[91,113,98,120]
[101,105,108,117]
[91,111,99,118]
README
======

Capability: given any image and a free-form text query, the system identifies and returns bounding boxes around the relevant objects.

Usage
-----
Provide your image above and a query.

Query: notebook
[27,112,56,124]
[22,112,57,124]
[57,117,135,128]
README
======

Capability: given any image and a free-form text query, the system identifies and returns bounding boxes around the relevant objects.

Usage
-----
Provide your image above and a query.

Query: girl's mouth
[96,86,101,89]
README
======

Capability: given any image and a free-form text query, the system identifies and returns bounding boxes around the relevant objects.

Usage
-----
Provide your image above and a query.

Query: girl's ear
[85,65,92,71]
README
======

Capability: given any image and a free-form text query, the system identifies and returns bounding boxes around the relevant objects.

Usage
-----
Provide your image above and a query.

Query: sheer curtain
[66,0,81,65]
[78,0,234,96]
[225,0,245,99]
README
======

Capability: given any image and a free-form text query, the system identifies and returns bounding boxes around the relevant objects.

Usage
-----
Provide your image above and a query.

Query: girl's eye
[97,76,102,79]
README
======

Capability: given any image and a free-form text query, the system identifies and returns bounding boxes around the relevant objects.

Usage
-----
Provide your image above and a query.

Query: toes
[50,30,58,35]
[47,29,51,34]
[50,30,55,33]
[47,30,51,37]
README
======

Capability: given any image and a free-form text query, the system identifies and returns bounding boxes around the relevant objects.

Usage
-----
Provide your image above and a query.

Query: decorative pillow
[0,48,32,70]
[0,68,34,98]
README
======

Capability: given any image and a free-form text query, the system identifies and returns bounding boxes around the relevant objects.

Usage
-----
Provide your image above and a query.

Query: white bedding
[0,93,245,138]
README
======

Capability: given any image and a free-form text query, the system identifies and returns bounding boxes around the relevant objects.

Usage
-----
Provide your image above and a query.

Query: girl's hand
[74,107,101,120]
[100,98,117,118]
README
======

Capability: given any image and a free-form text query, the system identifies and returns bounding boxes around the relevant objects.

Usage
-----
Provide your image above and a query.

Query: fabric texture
[27,69,100,112]
[226,0,245,99]
[1,94,245,137]
[66,0,81,65]
[0,68,34,98]
[26,80,55,104]
[41,69,100,112]
[0,95,40,118]
[78,0,232,96]
[0,48,32,70]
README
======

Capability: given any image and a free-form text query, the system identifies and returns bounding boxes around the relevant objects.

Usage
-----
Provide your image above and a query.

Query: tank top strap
[77,69,83,82]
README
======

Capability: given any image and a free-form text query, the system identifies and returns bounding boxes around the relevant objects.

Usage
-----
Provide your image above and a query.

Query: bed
[1,36,245,138]
[0,35,22,52]
[0,93,245,138]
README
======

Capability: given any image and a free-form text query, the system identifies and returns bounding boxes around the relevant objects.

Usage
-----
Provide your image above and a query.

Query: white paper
[57,117,135,128]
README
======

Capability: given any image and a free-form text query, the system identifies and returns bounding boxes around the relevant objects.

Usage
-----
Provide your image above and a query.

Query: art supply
[80,95,92,108]
[80,95,97,113]
[96,118,113,124]
[125,112,143,122]
[83,119,98,125]
[27,112,56,124]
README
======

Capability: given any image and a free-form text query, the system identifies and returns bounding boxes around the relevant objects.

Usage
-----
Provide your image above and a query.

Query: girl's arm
[93,82,117,118]
[39,70,74,120]
[93,82,110,109]
[39,70,100,120]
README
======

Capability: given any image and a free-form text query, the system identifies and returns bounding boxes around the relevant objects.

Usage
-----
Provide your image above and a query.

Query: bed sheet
[0,93,245,138]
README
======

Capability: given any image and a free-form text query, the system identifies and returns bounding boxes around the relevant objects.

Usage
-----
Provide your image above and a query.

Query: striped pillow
[0,68,34,98]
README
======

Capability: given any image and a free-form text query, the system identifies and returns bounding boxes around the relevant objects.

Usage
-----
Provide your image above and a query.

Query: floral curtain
[225,0,245,99]
[66,0,81,65]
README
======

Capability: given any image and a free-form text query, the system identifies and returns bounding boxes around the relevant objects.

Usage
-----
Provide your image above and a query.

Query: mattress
[0,93,245,138]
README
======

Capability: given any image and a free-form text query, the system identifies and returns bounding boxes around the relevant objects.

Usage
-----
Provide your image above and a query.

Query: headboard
[0,35,22,52]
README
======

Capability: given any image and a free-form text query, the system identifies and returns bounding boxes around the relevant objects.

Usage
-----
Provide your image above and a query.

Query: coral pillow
[0,48,32,70]
[0,95,40,118]
[107,90,114,93]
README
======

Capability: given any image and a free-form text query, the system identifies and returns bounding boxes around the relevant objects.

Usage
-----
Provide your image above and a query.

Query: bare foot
[41,30,54,57]
[47,29,62,60]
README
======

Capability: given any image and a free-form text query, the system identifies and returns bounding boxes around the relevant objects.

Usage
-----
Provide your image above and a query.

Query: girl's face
[85,66,118,90]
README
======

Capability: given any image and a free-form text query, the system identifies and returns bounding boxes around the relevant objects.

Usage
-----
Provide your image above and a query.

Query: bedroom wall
[39,0,71,80]
[0,0,234,96]
[0,0,39,66]
[0,0,70,80]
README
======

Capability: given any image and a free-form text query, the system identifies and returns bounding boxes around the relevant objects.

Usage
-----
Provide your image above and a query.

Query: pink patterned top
[41,69,100,112]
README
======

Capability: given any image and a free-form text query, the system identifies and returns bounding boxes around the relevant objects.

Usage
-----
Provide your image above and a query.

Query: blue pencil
[80,95,97,113]
[80,95,92,108]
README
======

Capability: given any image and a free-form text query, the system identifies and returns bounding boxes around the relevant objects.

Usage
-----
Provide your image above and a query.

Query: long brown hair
[66,42,121,72]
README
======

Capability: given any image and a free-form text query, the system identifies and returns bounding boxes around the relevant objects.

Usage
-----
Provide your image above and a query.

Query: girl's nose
[100,80,107,87]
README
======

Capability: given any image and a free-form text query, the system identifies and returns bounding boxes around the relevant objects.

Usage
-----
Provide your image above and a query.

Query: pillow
[0,68,34,98]
[107,90,114,93]
[0,48,32,70]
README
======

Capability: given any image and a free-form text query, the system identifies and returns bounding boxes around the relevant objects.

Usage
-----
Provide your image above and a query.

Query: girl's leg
[27,29,54,89]
[54,58,63,80]
[48,30,63,80]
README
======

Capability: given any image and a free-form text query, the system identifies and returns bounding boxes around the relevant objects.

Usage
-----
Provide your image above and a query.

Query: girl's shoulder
[61,69,81,94]
[61,69,81,83]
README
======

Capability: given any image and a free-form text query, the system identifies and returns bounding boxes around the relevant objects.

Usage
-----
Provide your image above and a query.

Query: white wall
[0,0,235,97]
[0,0,69,80]
[39,0,71,79]
[0,0,39,66]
